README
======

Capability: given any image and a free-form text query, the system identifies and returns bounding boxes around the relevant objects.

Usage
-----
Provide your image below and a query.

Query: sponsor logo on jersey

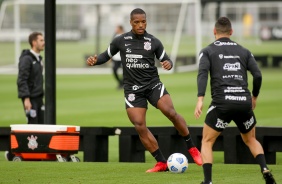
[144,42,151,51]
[128,94,135,101]
[125,44,131,46]
[126,54,143,58]
[207,105,216,114]
[132,85,143,90]
[126,48,132,53]
[224,87,245,93]
[151,82,162,90]
[144,37,151,41]
[214,41,237,46]
[223,62,241,71]
[243,116,254,129]
[225,95,247,101]
[222,75,243,80]
[215,118,228,129]
[124,36,133,39]
[219,55,240,59]
[125,54,149,69]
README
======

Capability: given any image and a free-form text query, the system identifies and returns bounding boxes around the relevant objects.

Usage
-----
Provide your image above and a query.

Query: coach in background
[194,17,276,184]
[17,32,45,124]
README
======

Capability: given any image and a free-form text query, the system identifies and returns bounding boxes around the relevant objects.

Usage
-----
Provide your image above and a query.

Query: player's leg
[126,107,159,152]
[153,91,202,165]
[201,123,221,184]
[235,108,276,184]
[157,94,189,136]
[240,127,276,184]
[200,105,229,184]
[126,107,167,172]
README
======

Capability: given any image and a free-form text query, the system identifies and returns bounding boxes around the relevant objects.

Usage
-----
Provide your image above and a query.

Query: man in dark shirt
[194,17,276,184]
[17,32,45,124]
[87,8,202,172]
[111,25,124,89]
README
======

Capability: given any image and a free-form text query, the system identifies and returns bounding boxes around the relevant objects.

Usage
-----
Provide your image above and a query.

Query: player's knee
[165,109,178,121]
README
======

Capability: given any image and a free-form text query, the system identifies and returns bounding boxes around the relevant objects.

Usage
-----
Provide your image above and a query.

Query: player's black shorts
[205,102,256,134]
[124,80,169,109]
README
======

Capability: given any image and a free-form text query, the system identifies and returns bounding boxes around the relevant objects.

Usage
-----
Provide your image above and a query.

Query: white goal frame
[0,0,201,73]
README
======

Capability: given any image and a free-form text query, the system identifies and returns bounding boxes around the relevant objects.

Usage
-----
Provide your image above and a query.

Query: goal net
[0,0,201,74]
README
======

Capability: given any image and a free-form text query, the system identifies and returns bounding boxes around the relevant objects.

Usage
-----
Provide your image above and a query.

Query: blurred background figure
[112,25,124,89]
[17,32,45,124]
[243,13,253,37]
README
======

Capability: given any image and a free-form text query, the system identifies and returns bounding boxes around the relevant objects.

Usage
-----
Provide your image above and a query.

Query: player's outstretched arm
[86,55,98,66]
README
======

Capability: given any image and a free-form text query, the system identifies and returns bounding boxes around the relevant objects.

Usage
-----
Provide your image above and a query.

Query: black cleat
[263,170,276,184]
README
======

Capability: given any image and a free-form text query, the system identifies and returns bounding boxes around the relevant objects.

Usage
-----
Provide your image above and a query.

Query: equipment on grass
[167,153,188,173]
[10,124,80,162]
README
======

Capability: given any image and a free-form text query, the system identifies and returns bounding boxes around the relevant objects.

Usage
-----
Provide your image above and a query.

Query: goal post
[0,0,202,73]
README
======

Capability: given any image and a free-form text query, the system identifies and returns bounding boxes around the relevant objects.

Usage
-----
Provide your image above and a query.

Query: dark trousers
[112,60,123,87]
[21,96,44,124]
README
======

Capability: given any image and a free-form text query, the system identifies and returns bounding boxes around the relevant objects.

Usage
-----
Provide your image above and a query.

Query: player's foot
[146,162,168,173]
[188,147,202,166]
[263,170,276,184]
[200,182,212,184]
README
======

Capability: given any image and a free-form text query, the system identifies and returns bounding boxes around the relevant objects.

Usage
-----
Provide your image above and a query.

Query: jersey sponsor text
[223,62,241,71]
[243,116,254,129]
[215,118,229,129]
[214,41,238,46]
[225,95,247,101]
[224,87,245,93]
[222,75,243,80]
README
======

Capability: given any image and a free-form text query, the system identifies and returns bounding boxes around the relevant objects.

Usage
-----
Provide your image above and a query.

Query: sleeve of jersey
[154,39,173,67]
[96,39,120,65]
[17,56,31,98]
[247,53,262,97]
[197,51,210,97]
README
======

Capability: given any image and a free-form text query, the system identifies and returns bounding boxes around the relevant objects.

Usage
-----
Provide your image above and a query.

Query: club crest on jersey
[27,135,38,150]
[128,94,135,102]
[144,42,151,51]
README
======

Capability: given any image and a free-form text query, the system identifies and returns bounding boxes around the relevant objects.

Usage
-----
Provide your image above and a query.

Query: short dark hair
[215,17,232,34]
[117,25,124,31]
[130,8,146,20]
[28,32,42,47]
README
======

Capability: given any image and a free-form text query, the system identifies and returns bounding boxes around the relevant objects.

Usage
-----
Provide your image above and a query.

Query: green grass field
[0,162,281,184]
[0,69,281,183]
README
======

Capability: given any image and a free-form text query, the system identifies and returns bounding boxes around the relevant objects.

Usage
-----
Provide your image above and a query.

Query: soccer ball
[167,153,188,173]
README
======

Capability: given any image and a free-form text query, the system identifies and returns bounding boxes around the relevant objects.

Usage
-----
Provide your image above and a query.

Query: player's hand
[87,55,98,66]
[194,97,204,119]
[24,98,32,112]
[161,60,172,70]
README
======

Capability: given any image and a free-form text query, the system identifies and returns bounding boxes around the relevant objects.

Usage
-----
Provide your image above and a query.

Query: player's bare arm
[24,98,32,111]
[160,60,172,70]
[194,96,204,119]
[87,55,98,66]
